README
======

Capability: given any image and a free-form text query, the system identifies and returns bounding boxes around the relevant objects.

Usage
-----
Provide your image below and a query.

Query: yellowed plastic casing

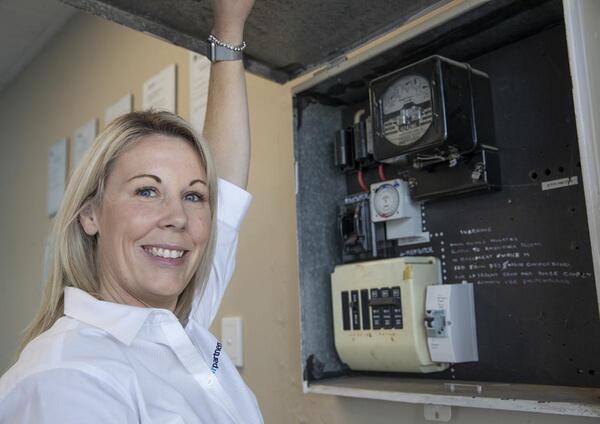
[331,257,448,373]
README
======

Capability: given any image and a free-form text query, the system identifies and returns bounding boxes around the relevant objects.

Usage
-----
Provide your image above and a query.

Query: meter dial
[373,184,400,219]
[381,74,433,147]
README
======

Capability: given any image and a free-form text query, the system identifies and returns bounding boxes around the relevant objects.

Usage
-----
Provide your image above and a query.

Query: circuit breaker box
[331,257,447,373]
[425,283,478,363]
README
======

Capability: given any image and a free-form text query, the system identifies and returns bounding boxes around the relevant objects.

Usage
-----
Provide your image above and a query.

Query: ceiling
[60,0,447,83]
[0,0,75,94]
[0,0,452,87]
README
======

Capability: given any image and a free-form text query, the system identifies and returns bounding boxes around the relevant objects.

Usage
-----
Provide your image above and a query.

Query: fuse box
[331,257,447,373]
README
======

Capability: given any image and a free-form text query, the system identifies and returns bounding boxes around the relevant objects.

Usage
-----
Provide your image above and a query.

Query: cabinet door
[563,0,600,314]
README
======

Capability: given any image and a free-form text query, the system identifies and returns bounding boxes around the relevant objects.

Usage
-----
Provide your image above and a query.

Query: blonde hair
[18,110,218,354]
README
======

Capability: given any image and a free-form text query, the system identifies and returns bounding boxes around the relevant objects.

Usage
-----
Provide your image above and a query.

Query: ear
[79,202,100,236]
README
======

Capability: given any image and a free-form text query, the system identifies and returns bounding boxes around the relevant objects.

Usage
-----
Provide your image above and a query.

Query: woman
[0,0,262,422]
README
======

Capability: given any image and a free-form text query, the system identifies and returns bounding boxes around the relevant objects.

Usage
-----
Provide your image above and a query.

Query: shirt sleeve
[0,368,138,424]
[189,178,252,328]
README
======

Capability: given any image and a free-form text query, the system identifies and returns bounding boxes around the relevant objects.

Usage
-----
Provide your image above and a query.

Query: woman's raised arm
[203,0,255,190]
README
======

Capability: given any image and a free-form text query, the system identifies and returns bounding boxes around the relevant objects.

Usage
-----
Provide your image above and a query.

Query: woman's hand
[211,0,255,45]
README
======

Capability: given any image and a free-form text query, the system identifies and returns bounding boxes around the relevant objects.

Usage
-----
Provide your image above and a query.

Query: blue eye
[135,187,157,198]
[185,192,205,203]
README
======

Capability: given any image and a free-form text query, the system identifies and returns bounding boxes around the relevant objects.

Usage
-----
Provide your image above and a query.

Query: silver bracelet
[208,34,246,52]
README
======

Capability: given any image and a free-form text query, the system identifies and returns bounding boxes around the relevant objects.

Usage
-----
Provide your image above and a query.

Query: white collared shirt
[0,179,263,424]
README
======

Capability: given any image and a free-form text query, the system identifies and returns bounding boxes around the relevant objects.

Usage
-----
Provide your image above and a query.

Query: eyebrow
[189,179,207,186]
[127,174,206,186]
[127,174,161,183]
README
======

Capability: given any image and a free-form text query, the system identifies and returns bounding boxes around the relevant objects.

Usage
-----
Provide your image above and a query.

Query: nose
[159,196,187,230]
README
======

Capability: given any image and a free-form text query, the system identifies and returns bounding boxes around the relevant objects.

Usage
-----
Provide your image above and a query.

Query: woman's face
[80,134,211,310]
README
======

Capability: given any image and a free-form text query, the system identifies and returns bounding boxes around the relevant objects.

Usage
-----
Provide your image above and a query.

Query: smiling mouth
[142,246,188,259]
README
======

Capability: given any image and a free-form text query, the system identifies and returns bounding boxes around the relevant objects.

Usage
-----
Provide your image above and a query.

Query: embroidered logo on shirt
[211,342,223,374]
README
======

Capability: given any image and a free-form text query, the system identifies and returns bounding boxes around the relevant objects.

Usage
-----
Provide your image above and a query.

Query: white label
[143,64,177,113]
[48,138,68,217]
[541,176,579,191]
[189,52,211,133]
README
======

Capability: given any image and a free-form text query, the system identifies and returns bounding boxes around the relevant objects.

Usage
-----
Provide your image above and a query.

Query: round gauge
[373,184,400,218]
[381,74,433,147]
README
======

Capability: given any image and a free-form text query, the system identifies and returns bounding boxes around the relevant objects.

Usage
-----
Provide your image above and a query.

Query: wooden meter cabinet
[291,0,600,417]
[62,0,600,418]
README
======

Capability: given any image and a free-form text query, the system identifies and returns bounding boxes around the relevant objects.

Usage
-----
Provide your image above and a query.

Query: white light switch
[221,317,243,367]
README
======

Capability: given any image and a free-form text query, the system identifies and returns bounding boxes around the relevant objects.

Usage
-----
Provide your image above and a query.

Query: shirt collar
[64,287,161,345]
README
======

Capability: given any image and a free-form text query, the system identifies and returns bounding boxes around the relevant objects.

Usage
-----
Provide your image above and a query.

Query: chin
[147,281,187,299]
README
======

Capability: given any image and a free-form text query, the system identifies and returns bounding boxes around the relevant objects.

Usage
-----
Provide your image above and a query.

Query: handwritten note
[189,52,211,133]
[143,64,176,113]
[105,93,132,126]
[72,118,97,171]
[47,138,67,217]
[444,233,592,286]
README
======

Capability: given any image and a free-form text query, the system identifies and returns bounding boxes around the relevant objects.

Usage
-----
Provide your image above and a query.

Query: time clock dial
[381,74,433,147]
[373,184,400,218]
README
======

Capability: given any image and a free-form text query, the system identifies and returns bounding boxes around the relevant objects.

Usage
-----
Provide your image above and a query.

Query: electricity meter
[370,55,496,163]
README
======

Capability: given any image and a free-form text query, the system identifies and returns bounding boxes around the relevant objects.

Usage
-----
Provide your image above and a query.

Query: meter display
[381,74,433,147]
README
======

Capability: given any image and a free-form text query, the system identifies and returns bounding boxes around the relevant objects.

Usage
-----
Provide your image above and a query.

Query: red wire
[357,170,368,192]
[378,164,386,181]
